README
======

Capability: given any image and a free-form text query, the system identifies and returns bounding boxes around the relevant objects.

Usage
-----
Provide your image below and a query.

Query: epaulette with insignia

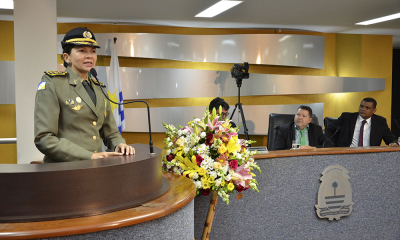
[45,71,68,77]
[92,78,106,88]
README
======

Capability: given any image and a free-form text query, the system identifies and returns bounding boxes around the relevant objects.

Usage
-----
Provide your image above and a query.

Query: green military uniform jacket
[34,66,125,163]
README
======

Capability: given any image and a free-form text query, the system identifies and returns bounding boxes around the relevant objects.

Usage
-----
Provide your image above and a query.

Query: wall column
[14,0,57,163]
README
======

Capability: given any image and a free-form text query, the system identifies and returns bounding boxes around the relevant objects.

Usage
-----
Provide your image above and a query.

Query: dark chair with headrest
[323,117,339,145]
[323,117,338,131]
[267,113,319,151]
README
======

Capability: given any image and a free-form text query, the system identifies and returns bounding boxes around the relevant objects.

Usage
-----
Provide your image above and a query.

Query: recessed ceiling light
[355,12,400,25]
[0,0,13,9]
[195,1,243,18]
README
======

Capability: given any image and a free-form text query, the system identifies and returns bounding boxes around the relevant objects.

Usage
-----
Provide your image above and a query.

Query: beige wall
[0,21,393,163]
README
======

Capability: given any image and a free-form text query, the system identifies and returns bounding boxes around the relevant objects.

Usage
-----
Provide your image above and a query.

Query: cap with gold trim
[61,27,100,48]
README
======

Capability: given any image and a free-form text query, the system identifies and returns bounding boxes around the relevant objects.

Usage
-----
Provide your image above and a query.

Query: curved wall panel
[123,103,324,135]
[57,33,325,68]
[87,66,385,100]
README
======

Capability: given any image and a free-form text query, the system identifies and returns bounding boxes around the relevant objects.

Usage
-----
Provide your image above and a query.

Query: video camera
[230,62,249,80]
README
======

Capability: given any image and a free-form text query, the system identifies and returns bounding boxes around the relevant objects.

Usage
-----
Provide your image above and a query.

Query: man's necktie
[300,129,306,146]
[358,120,367,147]
[82,80,96,106]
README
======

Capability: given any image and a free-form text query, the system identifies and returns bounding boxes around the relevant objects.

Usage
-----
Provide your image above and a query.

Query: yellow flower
[221,181,225,186]
[175,155,184,162]
[198,167,206,176]
[174,147,183,155]
[218,143,227,155]
[213,162,221,170]
[208,176,215,183]
[227,136,241,153]
[203,182,210,189]
[227,183,235,191]
[201,177,208,184]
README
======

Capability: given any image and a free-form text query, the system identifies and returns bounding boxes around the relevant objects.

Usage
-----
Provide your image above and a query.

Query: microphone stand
[323,126,340,147]
[90,69,155,155]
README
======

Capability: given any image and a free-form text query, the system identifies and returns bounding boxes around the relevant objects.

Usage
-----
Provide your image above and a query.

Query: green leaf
[194,123,205,131]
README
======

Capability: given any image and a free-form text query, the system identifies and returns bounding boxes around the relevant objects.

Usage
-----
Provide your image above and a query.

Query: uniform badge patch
[83,31,92,39]
[37,82,46,91]
[76,97,82,103]
[65,99,74,105]
[72,105,83,111]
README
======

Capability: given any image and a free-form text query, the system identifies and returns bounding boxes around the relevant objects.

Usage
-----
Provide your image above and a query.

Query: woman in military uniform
[34,27,134,163]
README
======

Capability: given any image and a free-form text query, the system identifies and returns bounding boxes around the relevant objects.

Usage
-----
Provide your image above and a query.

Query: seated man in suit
[325,97,398,147]
[209,97,236,127]
[274,106,334,150]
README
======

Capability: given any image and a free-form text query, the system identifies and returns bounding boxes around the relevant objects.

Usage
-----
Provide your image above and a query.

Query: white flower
[192,172,199,179]
[210,171,217,179]
[222,164,229,173]
[236,153,242,159]
[215,178,221,186]
[166,137,170,142]
[176,137,185,147]
[183,147,190,154]
[195,181,202,189]
[200,132,206,138]
[166,149,171,155]
[173,167,178,173]
[167,165,172,169]
[225,174,231,181]
[168,142,173,147]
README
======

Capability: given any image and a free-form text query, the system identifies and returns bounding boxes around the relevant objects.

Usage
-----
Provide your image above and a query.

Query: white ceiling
[1,0,400,47]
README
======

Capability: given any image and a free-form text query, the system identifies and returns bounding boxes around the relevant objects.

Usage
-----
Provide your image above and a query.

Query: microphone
[323,126,340,148]
[90,68,155,155]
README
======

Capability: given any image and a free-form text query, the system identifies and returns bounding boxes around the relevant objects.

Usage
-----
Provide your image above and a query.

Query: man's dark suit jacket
[325,112,397,147]
[274,122,335,150]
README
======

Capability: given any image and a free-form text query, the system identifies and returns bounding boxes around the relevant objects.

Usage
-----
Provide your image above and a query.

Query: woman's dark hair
[61,44,74,67]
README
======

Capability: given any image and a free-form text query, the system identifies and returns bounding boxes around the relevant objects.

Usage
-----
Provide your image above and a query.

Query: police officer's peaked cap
[61,27,100,48]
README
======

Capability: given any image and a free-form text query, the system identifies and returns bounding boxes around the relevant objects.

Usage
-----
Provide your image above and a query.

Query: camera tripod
[230,77,250,142]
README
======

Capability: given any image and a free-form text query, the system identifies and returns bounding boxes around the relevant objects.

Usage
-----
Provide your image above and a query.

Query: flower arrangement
[162,107,261,204]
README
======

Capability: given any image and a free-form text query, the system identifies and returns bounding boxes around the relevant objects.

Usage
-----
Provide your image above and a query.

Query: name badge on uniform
[37,82,46,91]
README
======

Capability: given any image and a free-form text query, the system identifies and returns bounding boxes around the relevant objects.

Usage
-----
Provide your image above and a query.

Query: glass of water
[292,140,300,150]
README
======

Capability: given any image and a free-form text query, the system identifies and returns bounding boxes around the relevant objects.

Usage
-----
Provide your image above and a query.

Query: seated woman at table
[274,106,334,150]
[34,27,134,163]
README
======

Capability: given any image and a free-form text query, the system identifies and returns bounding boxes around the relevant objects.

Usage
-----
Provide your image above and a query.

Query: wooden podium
[0,144,196,239]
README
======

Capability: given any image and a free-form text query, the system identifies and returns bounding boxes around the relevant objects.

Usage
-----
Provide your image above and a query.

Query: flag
[108,41,125,133]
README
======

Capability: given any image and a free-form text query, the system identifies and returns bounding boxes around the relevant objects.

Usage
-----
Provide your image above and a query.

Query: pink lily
[207,116,224,132]
[230,164,252,186]
[225,131,239,141]
[182,126,193,133]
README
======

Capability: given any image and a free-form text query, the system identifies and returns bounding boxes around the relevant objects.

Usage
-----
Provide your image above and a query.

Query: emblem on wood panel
[315,165,353,221]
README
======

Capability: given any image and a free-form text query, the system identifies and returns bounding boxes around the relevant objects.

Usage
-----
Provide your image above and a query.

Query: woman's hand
[115,143,135,155]
[91,152,123,159]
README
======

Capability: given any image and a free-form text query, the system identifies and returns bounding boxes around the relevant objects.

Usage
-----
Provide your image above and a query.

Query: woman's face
[64,46,97,76]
